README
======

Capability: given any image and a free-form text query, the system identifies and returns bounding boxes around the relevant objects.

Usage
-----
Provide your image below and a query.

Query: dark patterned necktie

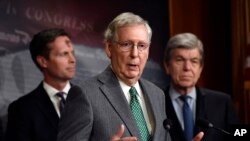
[129,87,151,141]
[180,95,194,141]
[56,92,66,114]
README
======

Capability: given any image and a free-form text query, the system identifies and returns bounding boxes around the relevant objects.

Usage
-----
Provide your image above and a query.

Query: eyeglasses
[113,41,150,52]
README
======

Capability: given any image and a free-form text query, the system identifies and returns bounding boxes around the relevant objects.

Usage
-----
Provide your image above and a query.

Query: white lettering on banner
[0,30,31,45]
[15,30,31,44]
[0,32,20,43]
[234,129,247,136]
[25,7,93,32]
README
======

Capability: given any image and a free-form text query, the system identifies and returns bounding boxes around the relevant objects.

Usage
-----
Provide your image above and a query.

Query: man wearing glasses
[58,12,203,141]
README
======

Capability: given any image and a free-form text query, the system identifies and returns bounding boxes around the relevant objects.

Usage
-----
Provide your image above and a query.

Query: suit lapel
[196,87,207,118]
[98,67,141,138]
[35,83,59,129]
[138,80,156,132]
[164,87,186,141]
[195,87,207,134]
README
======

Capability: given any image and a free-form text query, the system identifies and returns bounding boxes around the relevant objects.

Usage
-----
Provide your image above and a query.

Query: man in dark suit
[5,28,79,141]
[0,118,3,141]
[163,33,240,141]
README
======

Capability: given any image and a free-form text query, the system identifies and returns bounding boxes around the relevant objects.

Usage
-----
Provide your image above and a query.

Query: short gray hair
[164,33,204,65]
[104,12,152,42]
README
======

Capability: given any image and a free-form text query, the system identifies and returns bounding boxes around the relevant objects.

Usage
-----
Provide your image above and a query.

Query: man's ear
[104,41,112,59]
[163,62,170,74]
[36,56,48,69]
[200,64,204,73]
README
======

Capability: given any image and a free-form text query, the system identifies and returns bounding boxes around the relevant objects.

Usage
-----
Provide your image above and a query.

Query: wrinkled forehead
[115,24,150,41]
[171,48,202,59]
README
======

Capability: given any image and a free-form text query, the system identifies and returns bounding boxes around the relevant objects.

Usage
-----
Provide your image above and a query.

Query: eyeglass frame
[112,40,150,52]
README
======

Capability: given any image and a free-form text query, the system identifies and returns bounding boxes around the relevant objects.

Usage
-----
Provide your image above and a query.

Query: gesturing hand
[110,124,137,141]
[192,132,204,141]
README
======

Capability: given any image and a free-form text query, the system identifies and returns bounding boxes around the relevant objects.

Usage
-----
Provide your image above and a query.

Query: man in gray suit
[58,12,203,141]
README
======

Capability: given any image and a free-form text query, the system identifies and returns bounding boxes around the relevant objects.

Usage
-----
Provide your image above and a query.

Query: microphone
[197,118,230,135]
[163,119,172,131]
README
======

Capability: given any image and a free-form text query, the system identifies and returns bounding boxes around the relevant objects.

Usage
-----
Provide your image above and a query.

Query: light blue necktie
[129,87,151,141]
[180,95,194,141]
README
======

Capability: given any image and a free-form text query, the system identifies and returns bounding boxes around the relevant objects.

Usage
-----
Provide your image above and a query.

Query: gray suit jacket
[58,67,171,141]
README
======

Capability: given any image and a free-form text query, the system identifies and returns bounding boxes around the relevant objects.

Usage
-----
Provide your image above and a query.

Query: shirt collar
[169,85,196,101]
[43,81,71,98]
[118,80,141,98]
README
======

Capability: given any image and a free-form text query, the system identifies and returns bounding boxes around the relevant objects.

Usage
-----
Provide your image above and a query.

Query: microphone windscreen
[197,118,231,135]
[163,119,172,130]
[197,118,214,128]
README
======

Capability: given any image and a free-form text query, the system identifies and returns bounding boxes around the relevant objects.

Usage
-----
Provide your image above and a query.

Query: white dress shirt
[43,81,71,117]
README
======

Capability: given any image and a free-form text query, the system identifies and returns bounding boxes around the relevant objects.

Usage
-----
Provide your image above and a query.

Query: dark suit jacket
[0,118,3,141]
[58,67,171,141]
[5,82,59,141]
[165,86,240,141]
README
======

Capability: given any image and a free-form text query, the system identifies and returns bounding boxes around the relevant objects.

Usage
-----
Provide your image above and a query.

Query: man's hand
[111,124,137,141]
[192,132,204,141]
